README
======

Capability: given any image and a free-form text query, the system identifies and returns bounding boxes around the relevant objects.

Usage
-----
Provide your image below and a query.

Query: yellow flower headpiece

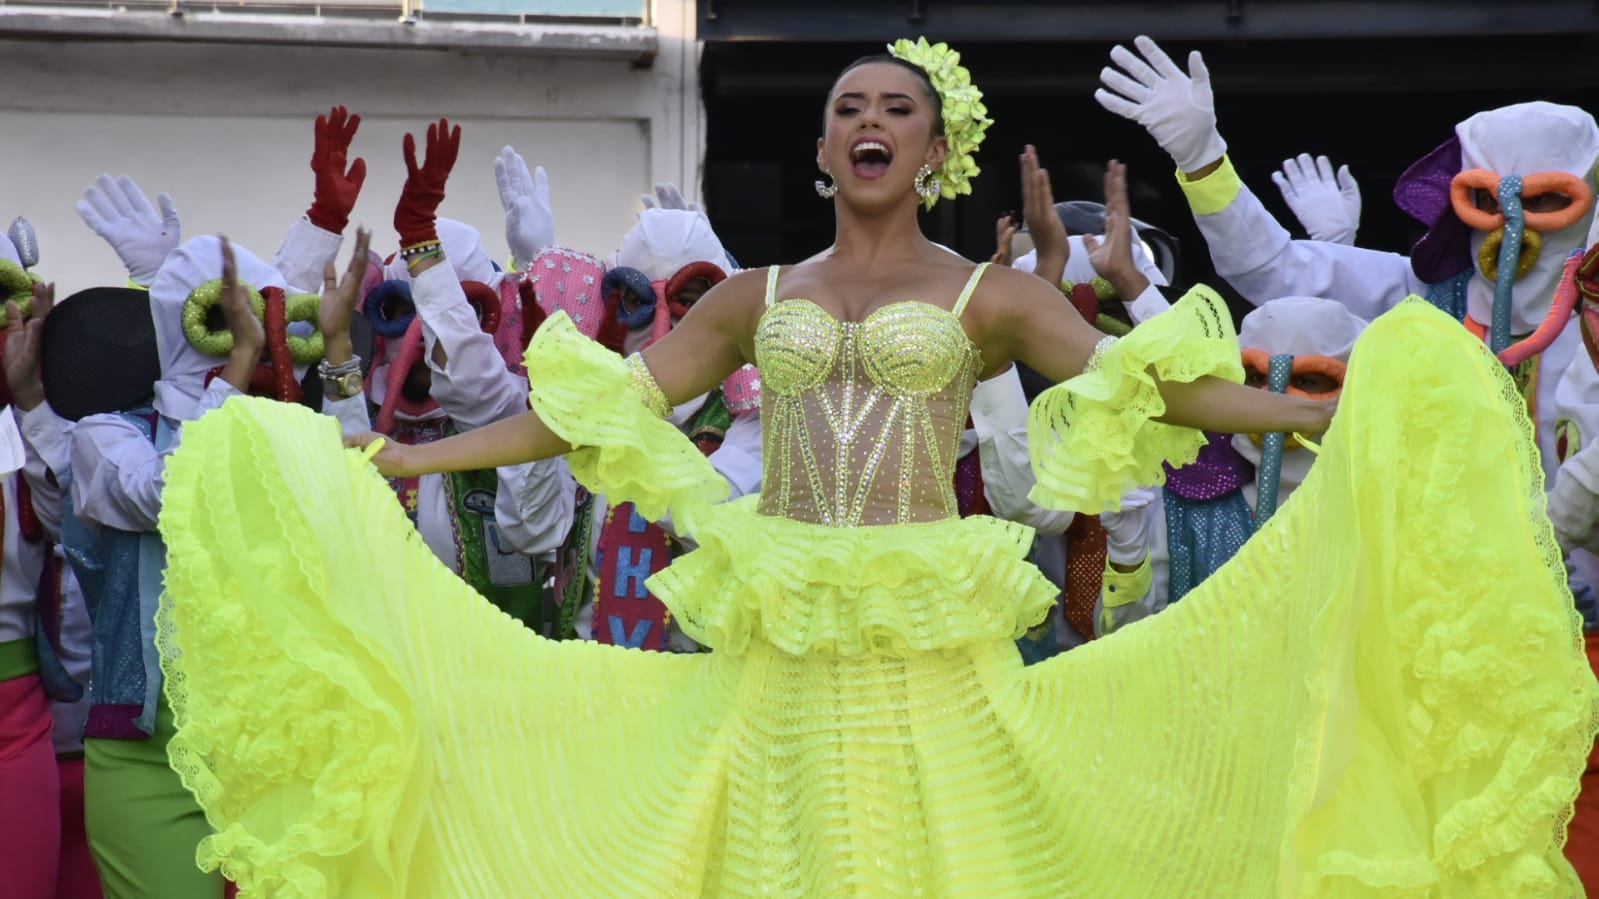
[888,37,992,210]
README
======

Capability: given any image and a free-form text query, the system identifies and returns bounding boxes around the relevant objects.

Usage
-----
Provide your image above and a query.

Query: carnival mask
[1239,348,1344,450]
[1450,167,1593,361]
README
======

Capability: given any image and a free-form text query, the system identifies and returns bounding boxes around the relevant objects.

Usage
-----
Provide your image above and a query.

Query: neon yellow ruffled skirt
[156,299,1596,897]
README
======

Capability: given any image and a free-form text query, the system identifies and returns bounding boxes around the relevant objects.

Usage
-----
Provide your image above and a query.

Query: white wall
[0,1,700,293]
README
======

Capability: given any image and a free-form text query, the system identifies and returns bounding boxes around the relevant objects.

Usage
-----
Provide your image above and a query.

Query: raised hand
[495,146,554,270]
[75,174,182,286]
[1020,145,1069,286]
[217,236,266,394]
[3,281,53,411]
[991,212,1019,266]
[1095,35,1227,174]
[1080,160,1150,301]
[1271,154,1361,245]
[640,183,702,214]
[307,105,368,234]
[395,118,463,248]
[319,226,372,367]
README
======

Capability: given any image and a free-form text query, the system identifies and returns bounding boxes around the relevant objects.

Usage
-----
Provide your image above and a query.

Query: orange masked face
[1450,169,1593,284]
[1451,169,1592,235]
[1240,348,1345,448]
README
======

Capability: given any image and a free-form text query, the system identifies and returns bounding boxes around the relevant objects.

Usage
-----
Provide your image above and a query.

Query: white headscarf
[149,236,288,421]
[1232,296,1367,495]
[1457,101,1599,333]
[612,209,730,282]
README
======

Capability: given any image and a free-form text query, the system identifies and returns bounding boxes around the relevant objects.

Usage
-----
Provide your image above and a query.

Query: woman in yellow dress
[155,39,1595,897]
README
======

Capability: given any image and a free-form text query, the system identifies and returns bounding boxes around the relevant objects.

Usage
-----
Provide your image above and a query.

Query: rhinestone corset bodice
[754,264,988,527]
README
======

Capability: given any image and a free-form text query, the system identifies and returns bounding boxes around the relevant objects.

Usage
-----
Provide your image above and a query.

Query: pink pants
[55,757,103,899]
[0,673,61,899]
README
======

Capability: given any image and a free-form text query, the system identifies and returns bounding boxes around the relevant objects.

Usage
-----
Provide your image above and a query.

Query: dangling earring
[815,171,838,199]
[914,164,942,202]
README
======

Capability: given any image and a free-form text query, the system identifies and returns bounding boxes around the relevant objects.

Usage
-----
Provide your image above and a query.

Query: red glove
[306,105,367,233]
[394,118,461,248]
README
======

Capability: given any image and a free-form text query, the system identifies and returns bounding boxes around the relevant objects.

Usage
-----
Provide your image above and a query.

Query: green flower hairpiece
[888,37,992,210]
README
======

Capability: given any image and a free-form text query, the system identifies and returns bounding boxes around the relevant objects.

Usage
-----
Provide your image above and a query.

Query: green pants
[85,702,223,899]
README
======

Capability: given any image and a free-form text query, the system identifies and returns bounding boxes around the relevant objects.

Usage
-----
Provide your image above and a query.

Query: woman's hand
[1305,394,1339,436]
[319,227,372,367]
[345,431,415,478]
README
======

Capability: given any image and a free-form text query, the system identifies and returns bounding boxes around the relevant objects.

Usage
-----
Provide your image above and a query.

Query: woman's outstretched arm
[353,266,761,477]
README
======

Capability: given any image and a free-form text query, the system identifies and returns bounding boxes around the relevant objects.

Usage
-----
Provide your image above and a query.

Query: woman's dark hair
[827,55,944,136]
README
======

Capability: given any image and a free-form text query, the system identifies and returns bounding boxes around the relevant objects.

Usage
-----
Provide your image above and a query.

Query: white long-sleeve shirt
[0,406,58,645]
[1177,156,1581,483]
[959,365,1074,534]
[274,217,578,563]
[9,404,94,753]
[69,379,369,534]
[273,217,345,296]
[410,263,577,558]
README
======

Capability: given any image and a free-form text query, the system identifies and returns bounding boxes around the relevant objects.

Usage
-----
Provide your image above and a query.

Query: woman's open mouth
[851,140,892,180]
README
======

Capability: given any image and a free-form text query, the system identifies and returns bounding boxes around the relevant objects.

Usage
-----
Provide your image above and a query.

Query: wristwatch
[319,355,365,399]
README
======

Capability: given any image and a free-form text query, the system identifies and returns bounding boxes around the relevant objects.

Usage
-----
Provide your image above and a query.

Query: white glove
[1271,154,1361,245]
[1549,460,1599,557]
[1100,486,1159,565]
[641,182,702,214]
[494,146,555,271]
[75,174,181,286]
[1095,35,1227,174]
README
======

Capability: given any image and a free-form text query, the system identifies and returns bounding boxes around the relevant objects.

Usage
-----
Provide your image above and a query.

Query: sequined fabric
[1162,432,1253,501]
[756,265,987,527]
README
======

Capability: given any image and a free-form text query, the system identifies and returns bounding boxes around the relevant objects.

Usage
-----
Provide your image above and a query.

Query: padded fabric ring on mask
[0,260,38,329]
[1450,169,1593,361]
[603,266,658,331]
[184,280,323,404]
[363,278,502,433]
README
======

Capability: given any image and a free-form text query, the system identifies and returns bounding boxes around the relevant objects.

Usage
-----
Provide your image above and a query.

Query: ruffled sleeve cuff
[1027,286,1243,514]
[523,312,728,523]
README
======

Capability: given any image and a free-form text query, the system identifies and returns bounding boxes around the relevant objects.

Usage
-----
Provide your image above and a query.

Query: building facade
[1,0,700,289]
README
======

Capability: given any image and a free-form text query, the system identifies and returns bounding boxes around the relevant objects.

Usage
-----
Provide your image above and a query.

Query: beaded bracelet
[405,248,443,271]
[399,240,441,260]
[625,353,673,419]
[1084,335,1118,373]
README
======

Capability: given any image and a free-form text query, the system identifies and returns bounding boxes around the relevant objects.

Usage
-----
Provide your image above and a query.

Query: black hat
[42,287,160,421]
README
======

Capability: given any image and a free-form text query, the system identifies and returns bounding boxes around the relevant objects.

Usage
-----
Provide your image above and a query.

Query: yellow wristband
[1175,154,1243,216]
